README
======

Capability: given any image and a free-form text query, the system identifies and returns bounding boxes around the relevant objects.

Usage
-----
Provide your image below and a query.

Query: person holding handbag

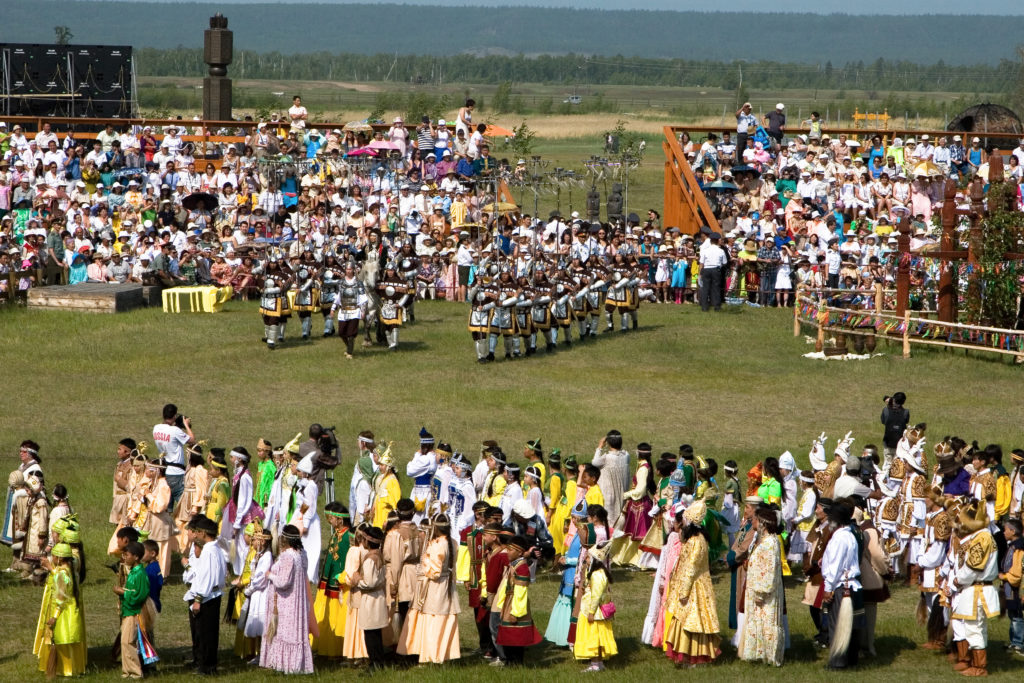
[573,540,617,672]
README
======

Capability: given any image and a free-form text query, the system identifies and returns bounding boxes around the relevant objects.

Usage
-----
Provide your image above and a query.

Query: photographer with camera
[880,392,910,476]
[152,403,196,511]
[300,424,340,503]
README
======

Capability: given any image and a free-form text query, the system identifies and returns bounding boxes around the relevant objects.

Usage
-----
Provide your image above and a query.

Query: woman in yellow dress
[662,500,721,667]
[205,449,231,531]
[371,445,401,529]
[311,502,351,658]
[546,452,570,557]
[573,540,617,672]
[398,513,462,663]
[481,450,508,507]
[33,543,86,677]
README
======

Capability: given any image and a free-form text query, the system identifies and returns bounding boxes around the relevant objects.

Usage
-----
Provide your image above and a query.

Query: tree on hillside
[54,26,73,45]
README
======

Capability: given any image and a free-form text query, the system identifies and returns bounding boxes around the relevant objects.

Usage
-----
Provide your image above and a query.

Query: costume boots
[301,315,312,339]
[475,339,488,362]
[503,336,514,360]
[265,325,276,349]
[952,640,971,671]
[961,648,987,677]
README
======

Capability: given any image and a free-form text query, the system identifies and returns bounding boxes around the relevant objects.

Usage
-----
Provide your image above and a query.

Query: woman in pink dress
[260,525,315,674]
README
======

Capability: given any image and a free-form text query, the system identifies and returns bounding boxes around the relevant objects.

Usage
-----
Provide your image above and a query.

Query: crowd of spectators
[1,98,1022,310]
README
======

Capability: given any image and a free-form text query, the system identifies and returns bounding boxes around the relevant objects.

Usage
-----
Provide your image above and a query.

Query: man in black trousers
[183,515,225,675]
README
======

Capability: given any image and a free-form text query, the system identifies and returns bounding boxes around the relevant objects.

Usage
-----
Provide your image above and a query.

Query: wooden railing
[662,126,720,235]
[793,288,1024,362]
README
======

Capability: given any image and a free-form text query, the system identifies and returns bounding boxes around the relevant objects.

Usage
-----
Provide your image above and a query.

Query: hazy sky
[128,0,1024,13]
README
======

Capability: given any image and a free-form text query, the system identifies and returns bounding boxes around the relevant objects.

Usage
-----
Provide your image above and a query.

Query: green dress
[255,460,277,507]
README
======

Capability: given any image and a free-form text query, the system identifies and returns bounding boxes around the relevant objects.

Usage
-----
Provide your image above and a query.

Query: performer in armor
[396,241,420,322]
[330,261,368,359]
[292,254,321,340]
[604,254,633,333]
[529,271,554,354]
[406,428,438,523]
[318,256,341,337]
[569,262,592,340]
[259,259,293,350]
[584,256,608,339]
[514,276,535,358]
[491,266,521,360]
[359,233,387,347]
[550,267,577,347]
[376,261,412,352]
[467,272,500,363]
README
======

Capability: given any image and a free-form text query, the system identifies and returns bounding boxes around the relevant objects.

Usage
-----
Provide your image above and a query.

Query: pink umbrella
[347,146,378,156]
[368,140,401,151]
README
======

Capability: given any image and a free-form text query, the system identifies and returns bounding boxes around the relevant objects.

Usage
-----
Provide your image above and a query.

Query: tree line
[135,48,1022,96]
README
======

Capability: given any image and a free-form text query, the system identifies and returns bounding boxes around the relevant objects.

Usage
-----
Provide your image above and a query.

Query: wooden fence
[793,287,1024,362]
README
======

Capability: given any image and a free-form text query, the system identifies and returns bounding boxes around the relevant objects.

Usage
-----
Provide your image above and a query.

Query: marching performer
[604,254,633,333]
[396,241,420,322]
[550,267,576,347]
[584,256,608,338]
[258,258,293,350]
[947,500,999,677]
[528,270,554,354]
[514,276,534,358]
[918,485,952,652]
[467,271,500,363]
[490,266,521,361]
[376,260,412,352]
[318,260,340,337]
[330,261,368,359]
[292,259,320,340]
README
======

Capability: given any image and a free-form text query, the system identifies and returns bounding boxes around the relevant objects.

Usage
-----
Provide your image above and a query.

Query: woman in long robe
[662,500,721,666]
[738,508,785,666]
[613,449,655,569]
[239,529,273,663]
[260,526,314,674]
[398,514,462,663]
[33,544,86,677]
[141,459,176,578]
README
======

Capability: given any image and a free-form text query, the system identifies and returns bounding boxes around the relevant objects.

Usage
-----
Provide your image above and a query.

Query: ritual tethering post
[203,14,233,122]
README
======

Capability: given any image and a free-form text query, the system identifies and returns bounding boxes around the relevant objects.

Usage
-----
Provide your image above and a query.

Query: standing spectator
[288,96,307,135]
[763,103,786,148]
[880,393,909,475]
[151,404,195,511]
[735,102,756,163]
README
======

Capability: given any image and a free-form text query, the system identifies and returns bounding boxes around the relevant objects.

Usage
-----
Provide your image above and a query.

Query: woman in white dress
[774,244,793,307]
[240,529,274,663]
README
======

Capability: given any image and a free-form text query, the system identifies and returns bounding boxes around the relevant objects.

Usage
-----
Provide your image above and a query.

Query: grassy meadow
[0,299,1021,681]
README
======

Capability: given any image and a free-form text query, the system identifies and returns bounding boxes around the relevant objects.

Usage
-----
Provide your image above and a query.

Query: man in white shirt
[288,96,308,133]
[821,500,863,669]
[456,235,475,302]
[152,403,195,510]
[1013,139,1024,166]
[34,122,58,149]
[698,232,728,311]
[182,515,226,676]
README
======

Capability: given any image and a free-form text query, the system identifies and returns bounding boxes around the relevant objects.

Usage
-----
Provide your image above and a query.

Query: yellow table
[161,286,233,313]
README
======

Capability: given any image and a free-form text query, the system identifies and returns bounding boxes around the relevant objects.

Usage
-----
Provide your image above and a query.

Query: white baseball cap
[776,103,785,110]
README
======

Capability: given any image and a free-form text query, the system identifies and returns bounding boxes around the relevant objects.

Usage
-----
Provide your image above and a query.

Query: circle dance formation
[4,397,1024,677]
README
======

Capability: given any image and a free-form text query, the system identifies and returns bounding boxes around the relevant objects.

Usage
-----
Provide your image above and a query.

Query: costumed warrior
[291,259,320,340]
[918,485,953,652]
[377,260,412,352]
[550,267,576,347]
[331,261,368,359]
[947,500,999,677]
[467,269,500,362]
[604,254,634,332]
[318,261,340,337]
[396,241,420,322]
[258,258,293,350]
[528,269,554,353]
[514,276,534,357]
[490,265,521,360]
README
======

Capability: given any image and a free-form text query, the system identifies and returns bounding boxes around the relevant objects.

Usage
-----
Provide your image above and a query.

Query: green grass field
[0,300,1020,681]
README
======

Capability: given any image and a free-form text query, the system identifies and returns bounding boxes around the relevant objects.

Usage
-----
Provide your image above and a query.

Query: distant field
[138,76,979,130]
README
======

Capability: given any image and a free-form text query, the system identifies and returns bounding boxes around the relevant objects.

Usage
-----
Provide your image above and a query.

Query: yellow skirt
[573,617,617,660]
[234,629,259,658]
[341,605,367,660]
[36,641,87,677]
[549,505,569,555]
[663,614,721,665]
[397,609,461,663]
[311,585,348,657]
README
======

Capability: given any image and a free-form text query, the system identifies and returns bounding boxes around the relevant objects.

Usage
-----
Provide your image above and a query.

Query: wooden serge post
[894,215,912,315]
[793,284,802,337]
[937,179,957,322]
[902,310,912,358]
[966,173,987,318]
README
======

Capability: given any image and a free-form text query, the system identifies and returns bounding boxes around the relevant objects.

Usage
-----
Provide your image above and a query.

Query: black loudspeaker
[2,43,134,119]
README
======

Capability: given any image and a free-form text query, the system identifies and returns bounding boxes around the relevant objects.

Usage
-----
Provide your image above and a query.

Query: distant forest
[6,1,1024,65]
[135,49,1022,95]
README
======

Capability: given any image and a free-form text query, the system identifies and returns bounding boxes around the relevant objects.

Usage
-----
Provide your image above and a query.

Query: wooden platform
[27,283,145,313]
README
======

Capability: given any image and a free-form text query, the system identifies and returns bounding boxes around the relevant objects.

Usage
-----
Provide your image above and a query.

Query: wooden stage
[27,283,150,313]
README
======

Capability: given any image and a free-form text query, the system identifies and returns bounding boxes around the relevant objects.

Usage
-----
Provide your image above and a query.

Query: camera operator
[152,403,196,511]
[880,392,909,476]
[299,423,340,502]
